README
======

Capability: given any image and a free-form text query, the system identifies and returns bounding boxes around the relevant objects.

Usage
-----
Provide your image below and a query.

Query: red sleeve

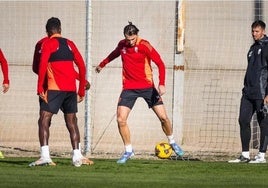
[74,71,89,91]
[140,41,165,86]
[0,49,9,84]
[37,40,50,94]
[68,40,86,97]
[98,41,122,68]
[32,37,49,74]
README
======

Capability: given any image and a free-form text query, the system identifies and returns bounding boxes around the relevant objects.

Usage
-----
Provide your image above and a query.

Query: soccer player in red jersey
[30,17,93,167]
[96,22,184,163]
[0,48,10,158]
[0,49,9,93]
[32,37,90,90]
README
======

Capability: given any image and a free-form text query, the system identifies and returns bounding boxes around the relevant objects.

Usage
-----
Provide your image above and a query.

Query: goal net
[0,0,265,160]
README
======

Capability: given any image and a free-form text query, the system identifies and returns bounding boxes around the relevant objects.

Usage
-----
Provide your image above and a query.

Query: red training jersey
[37,34,86,97]
[98,37,165,89]
[0,49,9,84]
[32,37,49,74]
[33,36,88,90]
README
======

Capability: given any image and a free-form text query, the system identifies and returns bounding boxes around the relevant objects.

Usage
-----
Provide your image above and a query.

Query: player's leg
[29,110,55,166]
[229,95,253,163]
[38,110,54,161]
[152,104,184,156]
[61,92,80,150]
[38,110,53,146]
[62,92,93,167]
[64,113,93,167]
[37,98,52,159]
[260,115,268,153]
[249,100,267,163]
[116,90,136,163]
[117,106,132,146]
[116,105,135,163]
[152,104,172,135]
[142,87,184,157]
[64,113,80,149]
[143,88,172,135]
[30,91,65,167]
[261,123,268,162]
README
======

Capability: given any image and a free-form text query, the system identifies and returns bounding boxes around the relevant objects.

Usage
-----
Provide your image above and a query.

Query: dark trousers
[238,95,268,152]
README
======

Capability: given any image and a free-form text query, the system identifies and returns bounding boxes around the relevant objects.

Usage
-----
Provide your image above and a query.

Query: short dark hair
[123,22,139,36]
[251,20,266,29]
[46,17,61,36]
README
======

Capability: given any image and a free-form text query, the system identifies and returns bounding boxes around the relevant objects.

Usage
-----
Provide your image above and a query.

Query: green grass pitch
[1,157,268,188]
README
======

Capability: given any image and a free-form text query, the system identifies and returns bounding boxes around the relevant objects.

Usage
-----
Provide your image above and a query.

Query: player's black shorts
[40,90,78,114]
[118,88,163,109]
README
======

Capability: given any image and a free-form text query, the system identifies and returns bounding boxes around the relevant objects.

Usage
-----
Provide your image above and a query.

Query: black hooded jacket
[243,35,268,99]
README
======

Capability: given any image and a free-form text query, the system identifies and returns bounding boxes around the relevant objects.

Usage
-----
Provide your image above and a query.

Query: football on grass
[155,142,172,159]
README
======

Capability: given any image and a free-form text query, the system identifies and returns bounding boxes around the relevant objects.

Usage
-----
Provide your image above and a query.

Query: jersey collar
[50,34,62,38]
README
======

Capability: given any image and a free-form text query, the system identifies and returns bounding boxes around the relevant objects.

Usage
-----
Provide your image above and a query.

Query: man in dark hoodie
[229,20,268,163]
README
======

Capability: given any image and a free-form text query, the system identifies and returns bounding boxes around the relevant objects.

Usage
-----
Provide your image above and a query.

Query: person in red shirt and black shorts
[0,48,10,159]
[29,17,93,167]
[0,49,9,94]
[96,22,184,163]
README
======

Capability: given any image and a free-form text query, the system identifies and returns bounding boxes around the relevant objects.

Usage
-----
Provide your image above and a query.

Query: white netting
[0,1,266,160]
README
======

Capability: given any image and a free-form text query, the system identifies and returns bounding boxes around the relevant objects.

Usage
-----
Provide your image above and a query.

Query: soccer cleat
[117,151,134,164]
[29,158,56,167]
[228,155,250,163]
[170,143,184,157]
[249,153,266,164]
[73,157,94,167]
[82,157,94,165]
[0,151,4,159]
[72,159,82,167]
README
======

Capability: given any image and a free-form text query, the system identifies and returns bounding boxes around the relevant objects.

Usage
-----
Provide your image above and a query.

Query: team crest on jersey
[248,51,253,57]
[134,47,138,53]
[122,47,127,54]
[258,48,262,55]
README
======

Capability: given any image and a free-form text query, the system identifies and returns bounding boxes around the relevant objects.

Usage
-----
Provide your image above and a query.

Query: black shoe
[228,155,250,163]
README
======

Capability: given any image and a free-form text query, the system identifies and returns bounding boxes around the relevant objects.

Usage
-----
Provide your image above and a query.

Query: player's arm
[2,84,9,93]
[264,44,268,104]
[151,50,166,95]
[68,41,86,99]
[32,42,42,74]
[74,71,90,90]
[0,49,10,93]
[32,37,49,75]
[142,41,166,95]
[95,42,121,73]
[37,42,50,97]
[154,54,166,96]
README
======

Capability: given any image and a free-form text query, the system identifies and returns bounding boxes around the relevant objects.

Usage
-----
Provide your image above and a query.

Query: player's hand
[158,85,166,96]
[85,80,91,90]
[264,95,268,104]
[95,66,102,73]
[39,91,48,103]
[2,83,9,93]
[77,95,84,103]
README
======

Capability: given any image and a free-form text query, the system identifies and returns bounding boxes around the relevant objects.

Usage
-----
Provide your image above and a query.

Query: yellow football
[155,142,172,159]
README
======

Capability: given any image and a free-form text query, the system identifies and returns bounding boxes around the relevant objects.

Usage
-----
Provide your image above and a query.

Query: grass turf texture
[1,158,268,188]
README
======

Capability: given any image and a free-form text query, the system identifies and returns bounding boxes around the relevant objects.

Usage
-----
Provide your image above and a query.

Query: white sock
[258,152,265,159]
[79,143,81,151]
[242,151,249,158]
[167,135,175,144]
[40,145,50,159]
[125,144,133,152]
[73,149,83,162]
